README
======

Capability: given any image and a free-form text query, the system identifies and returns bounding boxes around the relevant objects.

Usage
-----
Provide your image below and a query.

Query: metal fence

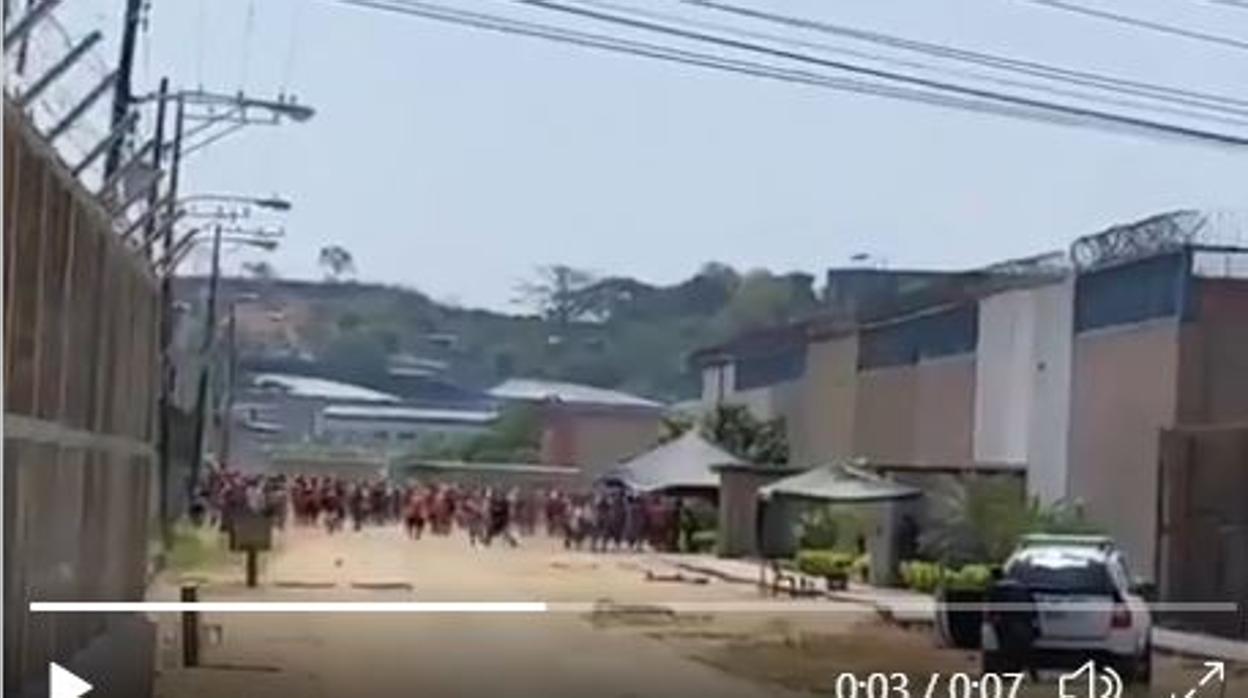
[3,98,160,694]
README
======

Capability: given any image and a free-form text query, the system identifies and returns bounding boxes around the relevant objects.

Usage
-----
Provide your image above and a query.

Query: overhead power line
[335,0,1124,128]
[569,0,1248,126]
[1021,0,1248,52]
[336,0,1248,146]
[1206,0,1248,8]
[511,0,1248,145]
[683,0,1248,115]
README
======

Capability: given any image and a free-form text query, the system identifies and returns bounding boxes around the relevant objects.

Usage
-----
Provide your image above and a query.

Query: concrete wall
[973,280,1076,503]
[792,334,858,467]
[540,408,663,485]
[700,363,733,404]
[717,468,797,557]
[974,289,1038,464]
[267,456,388,480]
[397,464,580,491]
[854,365,917,462]
[3,100,159,696]
[1068,319,1180,578]
[913,355,976,465]
[1026,280,1076,504]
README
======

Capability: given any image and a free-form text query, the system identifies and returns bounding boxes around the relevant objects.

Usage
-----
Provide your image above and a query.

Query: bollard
[245,547,259,588]
[181,584,199,667]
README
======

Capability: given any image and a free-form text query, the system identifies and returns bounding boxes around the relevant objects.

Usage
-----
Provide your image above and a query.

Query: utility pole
[189,224,223,488]
[158,92,184,526]
[219,303,238,473]
[146,77,171,544]
[103,0,143,178]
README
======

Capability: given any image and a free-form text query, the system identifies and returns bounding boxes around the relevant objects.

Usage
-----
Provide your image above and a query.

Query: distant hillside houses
[226,370,667,485]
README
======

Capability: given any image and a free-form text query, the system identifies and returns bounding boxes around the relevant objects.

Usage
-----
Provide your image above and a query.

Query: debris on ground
[644,570,709,585]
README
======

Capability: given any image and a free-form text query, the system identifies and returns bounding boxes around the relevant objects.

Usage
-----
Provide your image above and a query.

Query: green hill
[174,264,818,402]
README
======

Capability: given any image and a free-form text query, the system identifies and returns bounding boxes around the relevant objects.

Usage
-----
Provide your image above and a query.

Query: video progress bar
[29,601,1242,614]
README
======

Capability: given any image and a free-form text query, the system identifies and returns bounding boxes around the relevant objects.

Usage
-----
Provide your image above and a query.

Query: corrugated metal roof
[252,373,401,403]
[599,431,744,493]
[489,378,662,409]
[322,405,498,424]
[760,464,921,503]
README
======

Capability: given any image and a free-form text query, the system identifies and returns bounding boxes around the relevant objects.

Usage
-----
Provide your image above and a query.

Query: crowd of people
[189,467,701,553]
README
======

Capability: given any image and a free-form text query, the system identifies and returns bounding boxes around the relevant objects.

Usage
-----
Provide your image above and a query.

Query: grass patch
[165,523,235,573]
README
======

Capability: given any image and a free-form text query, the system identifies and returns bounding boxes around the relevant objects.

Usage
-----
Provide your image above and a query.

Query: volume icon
[1058,660,1124,698]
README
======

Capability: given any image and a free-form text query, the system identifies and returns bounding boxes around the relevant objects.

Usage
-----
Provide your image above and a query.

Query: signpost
[228,511,273,588]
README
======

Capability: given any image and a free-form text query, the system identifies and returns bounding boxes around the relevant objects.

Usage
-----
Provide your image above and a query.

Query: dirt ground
[150,525,1245,698]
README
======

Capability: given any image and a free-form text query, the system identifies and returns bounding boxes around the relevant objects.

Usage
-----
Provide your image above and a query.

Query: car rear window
[1006,553,1116,595]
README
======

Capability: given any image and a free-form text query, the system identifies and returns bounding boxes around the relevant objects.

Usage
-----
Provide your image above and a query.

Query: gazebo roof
[760,463,922,503]
[599,430,746,493]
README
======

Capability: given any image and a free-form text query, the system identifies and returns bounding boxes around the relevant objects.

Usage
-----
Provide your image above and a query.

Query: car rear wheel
[982,651,1019,675]
[1112,650,1151,685]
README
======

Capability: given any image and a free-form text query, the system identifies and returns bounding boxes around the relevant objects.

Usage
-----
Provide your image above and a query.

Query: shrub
[900,561,944,594]
[946,564,992,592]
[689,529,717,554]
[796,550,855,578]
[899,561,994,594]
[797,506,866,551]
[920,475,1103,565]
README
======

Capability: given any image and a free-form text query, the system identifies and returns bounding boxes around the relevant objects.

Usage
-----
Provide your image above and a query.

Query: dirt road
[150,526,1245,698]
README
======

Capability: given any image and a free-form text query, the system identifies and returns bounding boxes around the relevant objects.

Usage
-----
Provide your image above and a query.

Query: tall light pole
[187,201,288,486]
[219,293,260,474]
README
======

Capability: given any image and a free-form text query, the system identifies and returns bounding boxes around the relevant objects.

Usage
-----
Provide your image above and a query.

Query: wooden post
[245,547,258,588]
[181,584,199,667]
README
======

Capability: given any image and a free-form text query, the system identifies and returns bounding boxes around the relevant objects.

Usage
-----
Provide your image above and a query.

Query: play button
[49,663,92,698]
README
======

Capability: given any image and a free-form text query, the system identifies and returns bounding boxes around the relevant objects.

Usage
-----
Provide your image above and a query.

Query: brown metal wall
[913,356,976,465]
[1068,320,1180,578]
[793,334,858,467]
[852,357,976,466]
[1159,425,1248,639]
[1178,281,1248,424]
[853,364,917,462]
[3,100,160,693]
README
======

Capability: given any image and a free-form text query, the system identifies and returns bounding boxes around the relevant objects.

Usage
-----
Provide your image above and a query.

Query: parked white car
[982,534,1153,682]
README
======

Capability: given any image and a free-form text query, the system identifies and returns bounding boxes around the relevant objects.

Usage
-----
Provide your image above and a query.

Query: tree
[919,476,1102,565]
[514,264,597,325]
[412,405,542,462]
[701,404,789,464]
[318,245,356,281]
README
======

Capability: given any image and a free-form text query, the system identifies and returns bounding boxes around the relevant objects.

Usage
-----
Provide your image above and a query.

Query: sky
[61,0,1248,311]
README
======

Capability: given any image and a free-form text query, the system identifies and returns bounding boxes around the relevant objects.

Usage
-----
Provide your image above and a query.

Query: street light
[126,193,291,245]
[161,229,281,274]
[131,88,316,124]
[179,194,293,211]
